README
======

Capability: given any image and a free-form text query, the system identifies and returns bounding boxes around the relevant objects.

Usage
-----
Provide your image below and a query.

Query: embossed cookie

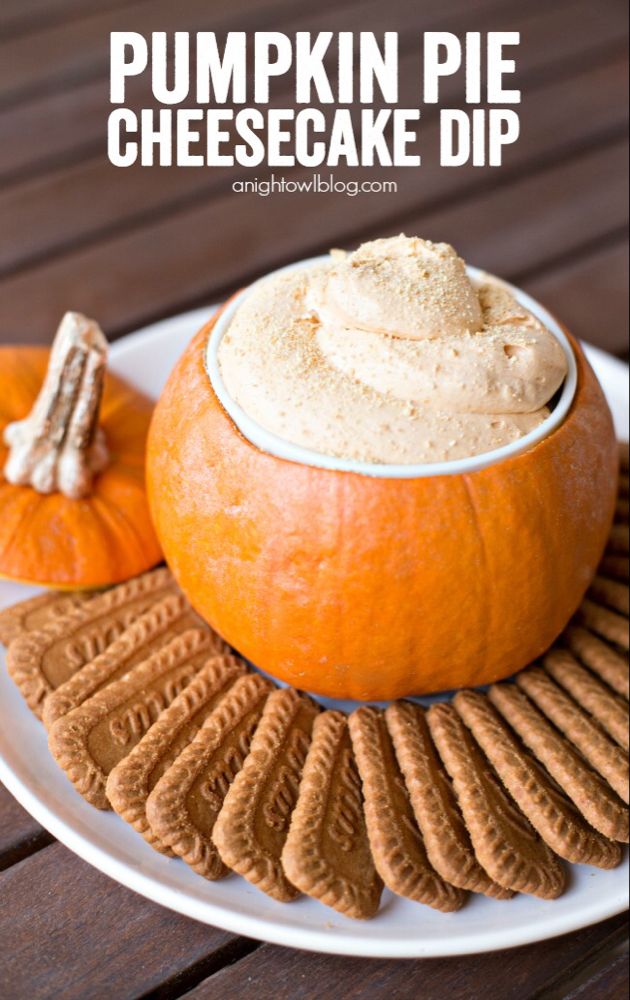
[213,688,319,902]
[578,599,629,651]
[544,646,629,750]
[454,690,622,869]
[0,590,92,646]
[48,627,213,808]
[589,576,629,617]
[145,673,273,879]
[281,710,383,919]
[489,683,629,843]
[527,660,629,795]
[42,592,215,728]
[106,653,246,852]
[564,626,629,699]
[385,700,512,899]
[427,702,566,899]
[7,567,175,717]
[348,705,466,911]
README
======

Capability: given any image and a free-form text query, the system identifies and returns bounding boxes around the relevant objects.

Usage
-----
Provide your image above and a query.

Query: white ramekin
[205,256,577,479]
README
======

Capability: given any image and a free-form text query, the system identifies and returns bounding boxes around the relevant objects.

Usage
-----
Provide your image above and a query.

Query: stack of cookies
[0,450,628,920]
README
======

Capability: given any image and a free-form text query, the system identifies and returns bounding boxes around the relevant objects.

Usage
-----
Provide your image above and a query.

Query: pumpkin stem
[3,312,110,499]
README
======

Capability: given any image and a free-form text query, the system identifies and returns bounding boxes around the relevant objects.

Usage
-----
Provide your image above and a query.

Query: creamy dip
[218,236,568,464]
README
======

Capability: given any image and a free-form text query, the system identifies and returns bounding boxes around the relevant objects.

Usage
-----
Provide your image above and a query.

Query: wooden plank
[0,0,471,107]
[0,1,139,38]
[0,782,52,871]
[409,140,628,279]
[525,241,629,357]
[539,947,629,1000]
[0,136,625,345]
[184,914,628,1000]
[0,841,252,1000]
[1,50,627,276]
[0,79,107,183]
[0,0,626,181]
[0,0,306,105]
[560,954,628,1000]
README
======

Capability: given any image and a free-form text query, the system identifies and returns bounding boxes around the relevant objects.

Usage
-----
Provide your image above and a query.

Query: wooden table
[0,1,628,997]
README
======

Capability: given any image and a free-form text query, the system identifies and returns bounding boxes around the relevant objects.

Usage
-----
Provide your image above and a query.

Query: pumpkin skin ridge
[0,488,42,575]
[89,491,154,575]
[147,309,617,700]
[0,346,162,588]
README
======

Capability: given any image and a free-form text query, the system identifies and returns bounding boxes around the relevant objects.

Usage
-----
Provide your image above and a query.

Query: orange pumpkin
[0,339,162,589]
[147,310,617,700]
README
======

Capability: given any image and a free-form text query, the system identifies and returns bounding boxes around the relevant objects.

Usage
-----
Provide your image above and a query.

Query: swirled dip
[217,236,568,464]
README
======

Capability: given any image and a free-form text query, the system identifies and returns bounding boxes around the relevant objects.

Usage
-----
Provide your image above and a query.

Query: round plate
[0,307,627,958]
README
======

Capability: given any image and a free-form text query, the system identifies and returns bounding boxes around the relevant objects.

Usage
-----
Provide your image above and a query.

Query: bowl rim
[205,255,578,479]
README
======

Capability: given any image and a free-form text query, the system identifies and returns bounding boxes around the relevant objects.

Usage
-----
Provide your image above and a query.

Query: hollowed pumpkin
[0,324,162,589]
[146,308,617,700]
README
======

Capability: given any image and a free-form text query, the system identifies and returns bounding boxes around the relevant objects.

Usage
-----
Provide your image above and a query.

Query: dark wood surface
[0,2,628,997]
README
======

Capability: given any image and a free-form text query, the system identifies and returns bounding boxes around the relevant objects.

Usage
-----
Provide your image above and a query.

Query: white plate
[0,308,628,959]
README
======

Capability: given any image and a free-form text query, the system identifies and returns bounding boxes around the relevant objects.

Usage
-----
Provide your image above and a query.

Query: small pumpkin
[0,312,162,588]
[147,308,617,700]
